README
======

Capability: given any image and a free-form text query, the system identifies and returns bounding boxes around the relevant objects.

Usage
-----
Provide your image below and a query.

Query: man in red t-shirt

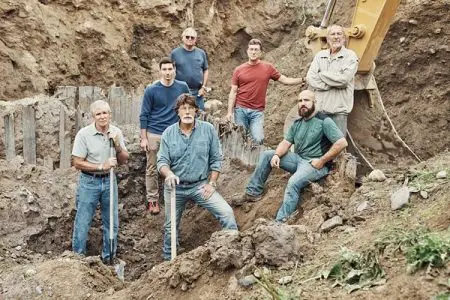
[225,39,304,144]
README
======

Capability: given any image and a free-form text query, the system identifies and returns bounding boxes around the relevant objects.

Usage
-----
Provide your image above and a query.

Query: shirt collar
[319,46,347,59]
[88,122,111,136]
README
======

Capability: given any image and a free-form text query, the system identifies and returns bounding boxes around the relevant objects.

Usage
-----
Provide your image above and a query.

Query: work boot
[232,193,262,206]
[147,201,160,215]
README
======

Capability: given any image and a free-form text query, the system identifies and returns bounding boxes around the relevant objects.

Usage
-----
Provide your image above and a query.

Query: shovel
[171,185,177,260]
[109,138,115,265]
[108,138,126,280]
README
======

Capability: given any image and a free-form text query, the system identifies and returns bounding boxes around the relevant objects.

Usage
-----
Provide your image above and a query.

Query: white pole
[170,186,177,260]
[109,140,114,264]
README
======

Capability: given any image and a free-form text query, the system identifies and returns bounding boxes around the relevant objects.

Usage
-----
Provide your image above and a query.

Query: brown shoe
[147,201,160,215]
[232,193,262,206]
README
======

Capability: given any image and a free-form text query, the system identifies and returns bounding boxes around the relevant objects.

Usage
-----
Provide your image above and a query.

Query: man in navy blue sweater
[140,57,190,215]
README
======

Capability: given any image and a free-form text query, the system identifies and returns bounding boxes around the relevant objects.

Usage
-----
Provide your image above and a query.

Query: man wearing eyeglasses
[237,90,347,223]
[170,27,209,111]
[306,24,359,136]
[225,38,303,145]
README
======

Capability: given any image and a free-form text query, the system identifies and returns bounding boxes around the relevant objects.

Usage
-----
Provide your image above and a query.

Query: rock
[278,275,293,285]
[36,286,43,294]
[24,268,37,277]
[180,282,188,291]
[429,48,436,55]
[368,169,386,182]
[399,37,406,43]
[390,186,410,210]
[238,275,257,287]
[356,201,369,212]
[408,19,418,25]
[409,186,420,193]
[15,246,22,251]
[434,28,442,34]
[419,190,428,199]
[436,171,447,179]
[320,216,343,232]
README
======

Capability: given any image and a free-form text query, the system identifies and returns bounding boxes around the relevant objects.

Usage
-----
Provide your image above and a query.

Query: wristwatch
[208,181,217,188]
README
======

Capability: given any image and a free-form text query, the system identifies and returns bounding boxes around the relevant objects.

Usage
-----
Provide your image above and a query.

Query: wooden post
[59,107,71,169]
[23,105,37,165]
[4,113,16,160]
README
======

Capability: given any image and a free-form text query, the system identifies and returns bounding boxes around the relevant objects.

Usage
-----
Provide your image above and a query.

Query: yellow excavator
[284,0,421,174]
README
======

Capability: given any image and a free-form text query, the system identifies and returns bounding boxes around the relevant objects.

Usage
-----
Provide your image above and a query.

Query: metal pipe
[320,0,337,29]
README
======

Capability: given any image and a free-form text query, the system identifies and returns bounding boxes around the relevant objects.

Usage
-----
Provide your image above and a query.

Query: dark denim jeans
[72,173,118,261]
[246,150,329,222]
[162,181,238,260]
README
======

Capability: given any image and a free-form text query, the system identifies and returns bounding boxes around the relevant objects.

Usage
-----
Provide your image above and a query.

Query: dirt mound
[1,0,449,299]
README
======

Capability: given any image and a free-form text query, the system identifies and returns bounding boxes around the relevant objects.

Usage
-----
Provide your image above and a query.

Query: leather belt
[179,178,206,185]
[81,171,110,178]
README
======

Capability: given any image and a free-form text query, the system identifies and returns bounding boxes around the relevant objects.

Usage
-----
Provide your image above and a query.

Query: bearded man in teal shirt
[241,90,348,222]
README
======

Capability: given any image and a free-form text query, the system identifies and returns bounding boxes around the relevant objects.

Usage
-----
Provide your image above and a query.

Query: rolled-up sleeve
[157,131,171,172]
[208,127,222,172]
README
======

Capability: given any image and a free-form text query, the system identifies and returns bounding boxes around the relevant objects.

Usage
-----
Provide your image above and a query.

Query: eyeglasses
[185,36,196,40]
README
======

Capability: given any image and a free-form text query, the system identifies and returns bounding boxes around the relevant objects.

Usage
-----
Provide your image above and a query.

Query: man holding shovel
[157,94,238,261]
[72,100,129,264]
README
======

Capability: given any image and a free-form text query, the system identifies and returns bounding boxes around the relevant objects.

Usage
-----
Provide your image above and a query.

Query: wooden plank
[22,106,37,165]
[59,107,71,169]
[109,87,124,125]
[4,113,16,160]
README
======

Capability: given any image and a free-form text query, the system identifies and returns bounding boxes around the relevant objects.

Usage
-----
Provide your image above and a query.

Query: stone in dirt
[278,275,293,285]
[356,201,370,212]
[390,186,410,210]
[320,216,343,232]
[436,170,447,179]
[368,169,387,182]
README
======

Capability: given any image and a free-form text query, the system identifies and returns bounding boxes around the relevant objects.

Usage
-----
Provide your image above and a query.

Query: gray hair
[90,100,111,115]
[182,27,197,38]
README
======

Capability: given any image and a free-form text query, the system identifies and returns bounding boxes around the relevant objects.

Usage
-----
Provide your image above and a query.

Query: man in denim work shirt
[157,94,237,260]
[239,90,347,222]
[72,100,129,263]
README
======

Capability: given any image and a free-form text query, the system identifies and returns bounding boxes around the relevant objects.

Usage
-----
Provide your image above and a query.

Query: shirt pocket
[169,142,186,161]
[193,140,209,160]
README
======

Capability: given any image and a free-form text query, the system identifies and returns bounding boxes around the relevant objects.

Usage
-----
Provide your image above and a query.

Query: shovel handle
[170,186,176,260]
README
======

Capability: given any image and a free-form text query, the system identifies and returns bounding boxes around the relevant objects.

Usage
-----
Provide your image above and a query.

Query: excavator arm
[284,0,421,175]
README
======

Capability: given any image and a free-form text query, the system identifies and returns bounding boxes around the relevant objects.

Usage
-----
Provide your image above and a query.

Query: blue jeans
[162,181,238,260]
[234,107,264,145]
[190,89,205,111]
[246,150,329,222]
[72,173,119,261]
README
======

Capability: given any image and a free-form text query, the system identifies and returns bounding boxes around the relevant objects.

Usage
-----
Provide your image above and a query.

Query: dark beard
[298,103,315,118]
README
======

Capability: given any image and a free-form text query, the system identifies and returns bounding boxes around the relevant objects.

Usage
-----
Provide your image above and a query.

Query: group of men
[71,24,358,263]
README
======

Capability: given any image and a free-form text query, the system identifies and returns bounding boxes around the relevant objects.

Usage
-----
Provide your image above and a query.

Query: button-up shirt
[306,46,359,115]
[157,120,222,183]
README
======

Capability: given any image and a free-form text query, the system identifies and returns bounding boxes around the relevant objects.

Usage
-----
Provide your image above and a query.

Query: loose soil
[0,0,449,299]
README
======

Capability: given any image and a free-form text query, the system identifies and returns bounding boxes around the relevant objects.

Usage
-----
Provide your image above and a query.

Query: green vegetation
[375,227,450,274]
[253,268,298,300]
[319,227,449,293]
[407,168,449,193]
[319,248,385,293]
